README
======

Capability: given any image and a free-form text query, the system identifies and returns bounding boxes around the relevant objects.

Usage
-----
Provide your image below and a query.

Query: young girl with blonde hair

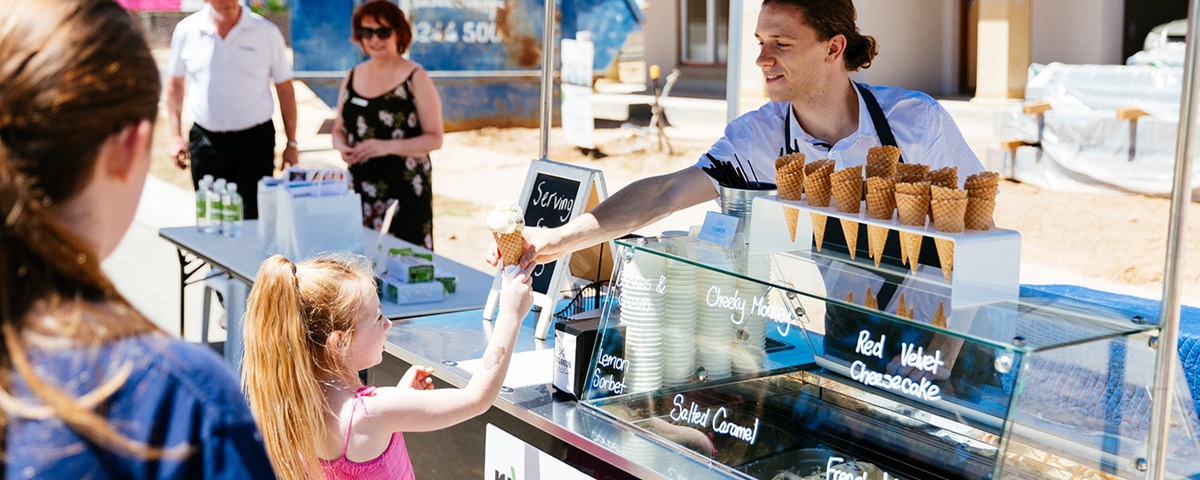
[242,254,534,480]
[0,0,275,477]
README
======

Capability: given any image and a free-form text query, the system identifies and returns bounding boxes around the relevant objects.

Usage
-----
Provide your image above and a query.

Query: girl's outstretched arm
[360,263,535,434]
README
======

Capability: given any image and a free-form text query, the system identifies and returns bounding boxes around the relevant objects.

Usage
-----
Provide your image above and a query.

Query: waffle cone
[840,218,859,259]
[907,233,924,274]
[965,197,996,230]
[968,185,997,200]
[932,301,947,328]
[965,171,1001,190]
[935,237,955,282]
[899,230,910,265]
[831,166,863,214]
[776,153,806,177]
[895,193,929,227]
[897,293,912,320]
[930,186,968,233]
[493,231,525,266]
[868,224,888,267]
[785,207,800,242]
[864,286,879,310]
[803,163,833,207]
[866,146,901,179]
[777,170,804,201]
[928,166,959,189]
[811,213,827,251]
[866,190,894,220]
[896,164,930,183]
[895,181,931,197]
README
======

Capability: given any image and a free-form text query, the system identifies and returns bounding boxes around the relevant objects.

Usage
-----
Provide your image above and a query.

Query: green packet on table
[387,247,433,262]
[385,255,434,283]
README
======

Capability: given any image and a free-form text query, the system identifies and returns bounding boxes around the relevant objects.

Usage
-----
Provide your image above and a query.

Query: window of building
[681,0,729,65]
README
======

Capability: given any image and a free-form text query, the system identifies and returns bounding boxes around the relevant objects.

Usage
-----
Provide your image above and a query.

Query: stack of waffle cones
[928,166,959,189]
[894,181,930,273]
[896,163,930,184]
[830,165,863,259]
[774,153,806,241]
[930,185,968,282]
[965,171,1000,230]
[865,176,896,267]
[803,159,835,250]
[866,146,901,179]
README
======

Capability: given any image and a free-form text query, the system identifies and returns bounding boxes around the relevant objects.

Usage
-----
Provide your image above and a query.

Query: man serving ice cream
[488,0,989,382]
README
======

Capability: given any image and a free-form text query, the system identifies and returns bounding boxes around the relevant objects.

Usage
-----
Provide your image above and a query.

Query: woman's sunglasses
[357,26,393,40]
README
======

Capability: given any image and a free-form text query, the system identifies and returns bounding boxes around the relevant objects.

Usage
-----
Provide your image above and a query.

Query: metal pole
[538,0,556,161]
[725,0,744,123]
[1147,0,1199,476]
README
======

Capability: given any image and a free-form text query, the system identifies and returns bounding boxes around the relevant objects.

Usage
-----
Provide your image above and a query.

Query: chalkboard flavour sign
[483,160,607,340]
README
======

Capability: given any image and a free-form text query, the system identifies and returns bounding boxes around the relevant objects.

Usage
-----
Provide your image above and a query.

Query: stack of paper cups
[733,255,771,374]
[617,249,666,392]
[696,268,734,380]
[663,259,699,386]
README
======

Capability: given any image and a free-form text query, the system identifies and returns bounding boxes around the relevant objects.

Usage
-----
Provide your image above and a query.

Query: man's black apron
[789,83,998,390]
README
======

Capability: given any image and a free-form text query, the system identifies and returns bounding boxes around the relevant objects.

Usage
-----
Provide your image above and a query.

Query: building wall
[853,0,961,96]
[1031,0,1123,65]
[642,0,680,82]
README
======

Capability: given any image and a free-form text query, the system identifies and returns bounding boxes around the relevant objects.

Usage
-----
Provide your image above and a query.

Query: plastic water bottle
[207,179,226,235]
[222,182,243,238]
[195,177,211,232]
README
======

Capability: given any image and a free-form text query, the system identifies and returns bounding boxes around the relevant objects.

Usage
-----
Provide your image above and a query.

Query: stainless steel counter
[382,306,745,480]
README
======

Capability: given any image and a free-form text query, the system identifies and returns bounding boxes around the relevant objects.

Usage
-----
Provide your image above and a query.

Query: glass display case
[579,197,1200,479]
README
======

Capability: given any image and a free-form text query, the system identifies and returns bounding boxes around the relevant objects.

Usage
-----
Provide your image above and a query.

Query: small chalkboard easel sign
[483,159,608,340]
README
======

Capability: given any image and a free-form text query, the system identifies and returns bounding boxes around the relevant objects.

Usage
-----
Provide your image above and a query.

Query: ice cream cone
[897,293,909,319]
[488,201,527,266]
[840,218,860,259]
[928,166,959,189]
[864,286,879,310]
[965,171,1001,191]
[811,213,827,251]
[934,237,955,282]
[867,224,888,267]
[896,164,930,184]
[845,291,854,304]
[776,166,805,242]
[932,301,947,328]
[803,160,834,207]
[867,146,901,179]
[831,166,863,214]
[906,233,924,274]
[493,231,525,266]
[776,153,806,176]
[930,185,968,233]
[965,197,996,230]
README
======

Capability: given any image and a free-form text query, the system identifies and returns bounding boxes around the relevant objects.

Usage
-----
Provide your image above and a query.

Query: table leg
[222,279,250,374]
[175,248,209,337]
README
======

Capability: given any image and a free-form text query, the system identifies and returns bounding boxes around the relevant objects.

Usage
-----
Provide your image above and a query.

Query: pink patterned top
[319,386,415,480]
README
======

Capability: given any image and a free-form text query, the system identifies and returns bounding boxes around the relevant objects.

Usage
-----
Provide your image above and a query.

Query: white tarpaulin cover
[996,63,1200,199]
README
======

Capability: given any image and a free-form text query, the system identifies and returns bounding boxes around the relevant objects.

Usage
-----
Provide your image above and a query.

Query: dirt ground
[149,125,1200,303]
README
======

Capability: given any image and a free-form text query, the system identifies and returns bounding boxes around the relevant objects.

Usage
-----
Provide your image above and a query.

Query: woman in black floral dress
[333,0,443,250]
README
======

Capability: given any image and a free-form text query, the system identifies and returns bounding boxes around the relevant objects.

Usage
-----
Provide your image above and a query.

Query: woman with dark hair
[333,0,444,250]
[0,0,273,477]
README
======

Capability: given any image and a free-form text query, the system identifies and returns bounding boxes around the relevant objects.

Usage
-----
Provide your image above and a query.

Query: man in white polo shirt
[167,0,299,219]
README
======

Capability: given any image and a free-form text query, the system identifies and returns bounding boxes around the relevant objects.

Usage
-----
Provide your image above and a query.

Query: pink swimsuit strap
[340,385,377,457]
